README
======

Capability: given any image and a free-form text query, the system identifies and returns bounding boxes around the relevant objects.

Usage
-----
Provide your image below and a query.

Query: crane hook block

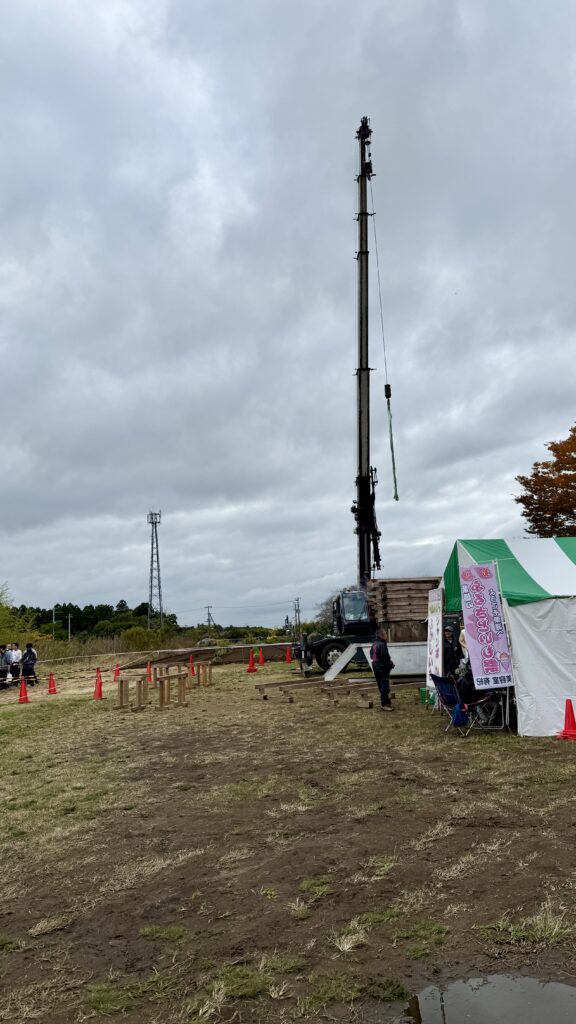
[384,383,391,399]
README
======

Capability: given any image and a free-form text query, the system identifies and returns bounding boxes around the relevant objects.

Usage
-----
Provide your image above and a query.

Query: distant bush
[120,627,157,651]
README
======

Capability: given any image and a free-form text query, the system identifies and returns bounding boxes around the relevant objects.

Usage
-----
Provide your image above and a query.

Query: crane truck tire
[318,641,348,671]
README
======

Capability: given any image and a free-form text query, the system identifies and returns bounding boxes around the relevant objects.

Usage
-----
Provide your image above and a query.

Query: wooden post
[198,662,213,686]
[113,678,130,711]
[152,665,158,688]
[176,677,189,707]
[131,678,147,712]
[156,678,167,711]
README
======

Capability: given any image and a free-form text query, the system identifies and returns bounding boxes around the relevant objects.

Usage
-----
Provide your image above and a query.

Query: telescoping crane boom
[351,115,382,589]
[299,117,386,672]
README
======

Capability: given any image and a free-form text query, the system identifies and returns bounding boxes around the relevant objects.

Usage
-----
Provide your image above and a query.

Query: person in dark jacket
[370,627,394,711]
[22,643,38,686]
[0,645,8,685]
[443,627,463,677]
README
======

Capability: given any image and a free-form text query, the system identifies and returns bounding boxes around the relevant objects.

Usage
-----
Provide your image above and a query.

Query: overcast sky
[1,0,575,626]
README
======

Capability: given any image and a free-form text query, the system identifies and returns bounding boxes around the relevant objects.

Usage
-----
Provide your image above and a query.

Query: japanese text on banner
[426,588,443,687]
[459,562,513,690]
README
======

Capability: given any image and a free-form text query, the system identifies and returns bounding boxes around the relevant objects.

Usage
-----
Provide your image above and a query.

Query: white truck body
[388,641,427,677]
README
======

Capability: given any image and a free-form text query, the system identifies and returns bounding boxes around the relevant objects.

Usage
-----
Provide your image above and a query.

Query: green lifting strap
[370,179,400,502]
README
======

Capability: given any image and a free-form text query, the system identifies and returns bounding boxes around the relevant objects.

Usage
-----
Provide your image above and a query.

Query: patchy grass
[1,670,575,1023]
[206,963,270,999]
[85,981,136,1015]
[28,913,74,937]
[351,908,400,927]
[287,897,312,920]
[220,780,280,802]
[411,820,455,850]
[139,924,188,942]
[260,952,308,974]
[353,853,397,882]
[257,886,278,900]
[302,971,410,1011]
[366,853,397,879]
[299,875,335,900]
[481,901,573,949]
[330,926,369,954]
[0,933,25,953]
[391,919,448,959]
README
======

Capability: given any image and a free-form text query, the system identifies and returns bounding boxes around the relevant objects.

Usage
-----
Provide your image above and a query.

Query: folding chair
[430,674,472,736]
[431,674,506,736]
[466,690,507,732]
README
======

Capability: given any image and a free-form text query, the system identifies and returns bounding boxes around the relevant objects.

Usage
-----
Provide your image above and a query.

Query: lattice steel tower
[147,512,164,629]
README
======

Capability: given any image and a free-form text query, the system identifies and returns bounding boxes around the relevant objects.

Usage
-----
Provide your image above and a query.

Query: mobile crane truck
[299,118,434,675]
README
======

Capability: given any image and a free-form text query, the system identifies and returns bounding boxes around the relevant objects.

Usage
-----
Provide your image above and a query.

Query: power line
[169,600,295,614]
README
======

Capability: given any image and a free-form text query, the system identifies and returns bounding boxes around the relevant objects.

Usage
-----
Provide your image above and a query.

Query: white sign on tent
[426,587,443,687]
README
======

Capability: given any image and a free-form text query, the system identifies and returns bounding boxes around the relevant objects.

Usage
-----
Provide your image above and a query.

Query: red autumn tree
[515,424,576,536]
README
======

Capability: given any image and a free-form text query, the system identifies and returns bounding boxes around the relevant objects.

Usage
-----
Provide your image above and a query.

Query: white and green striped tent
[442,539,576,737]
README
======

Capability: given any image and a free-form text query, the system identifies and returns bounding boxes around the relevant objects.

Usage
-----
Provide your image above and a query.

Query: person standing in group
[10,643,22,682]
[370,626,395,712]
[3,643,14,683]
[443,626,463,678]
[22,643,38,686]
[0,645,8,685]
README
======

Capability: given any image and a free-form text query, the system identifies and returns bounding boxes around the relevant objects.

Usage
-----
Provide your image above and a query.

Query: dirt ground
[1,662,576,1023]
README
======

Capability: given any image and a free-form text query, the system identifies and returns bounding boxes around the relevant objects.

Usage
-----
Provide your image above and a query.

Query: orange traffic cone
[93,669,103,701]
[258,647,265,666]
[285,645,292,664]
[18,678,29,704]
[189,655,196,677]
[246,649,258,674]
[557,699,576,740]
[146,660,152,683]
[113,663,120,681]
[47,672,58,695]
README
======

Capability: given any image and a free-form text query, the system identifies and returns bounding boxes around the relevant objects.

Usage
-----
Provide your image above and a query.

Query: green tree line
[1,587,296,654]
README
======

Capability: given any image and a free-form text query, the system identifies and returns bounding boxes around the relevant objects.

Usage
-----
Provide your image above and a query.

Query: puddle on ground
[394,975,576,1023]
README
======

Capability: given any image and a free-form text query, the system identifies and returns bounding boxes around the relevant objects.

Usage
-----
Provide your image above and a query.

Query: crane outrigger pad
[323,644,375,683]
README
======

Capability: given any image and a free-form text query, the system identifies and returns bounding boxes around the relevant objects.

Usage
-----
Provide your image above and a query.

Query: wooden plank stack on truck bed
[366,577,440,642]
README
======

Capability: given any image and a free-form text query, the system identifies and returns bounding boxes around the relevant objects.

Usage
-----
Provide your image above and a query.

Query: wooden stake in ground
[176,677,189,707]
[156,677,174,711]
[198,663,213,687]
[113,679,130,712]
[131,678,149,712]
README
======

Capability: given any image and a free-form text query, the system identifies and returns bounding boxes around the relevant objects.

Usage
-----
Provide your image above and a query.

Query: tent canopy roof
[443,538,576,612]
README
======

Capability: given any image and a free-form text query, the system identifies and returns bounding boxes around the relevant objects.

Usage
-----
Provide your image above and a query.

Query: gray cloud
[1,0,574,624]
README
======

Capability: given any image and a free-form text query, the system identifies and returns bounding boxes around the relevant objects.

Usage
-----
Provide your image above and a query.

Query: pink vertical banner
[459,562,513,690]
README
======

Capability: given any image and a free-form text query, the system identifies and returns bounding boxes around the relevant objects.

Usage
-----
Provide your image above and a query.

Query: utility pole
[68,614,71,641]
[52,607,56,640]
[147,512,164,629]
[351,116,381,589]
[293,597,301,634]
[205,606,215,634]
